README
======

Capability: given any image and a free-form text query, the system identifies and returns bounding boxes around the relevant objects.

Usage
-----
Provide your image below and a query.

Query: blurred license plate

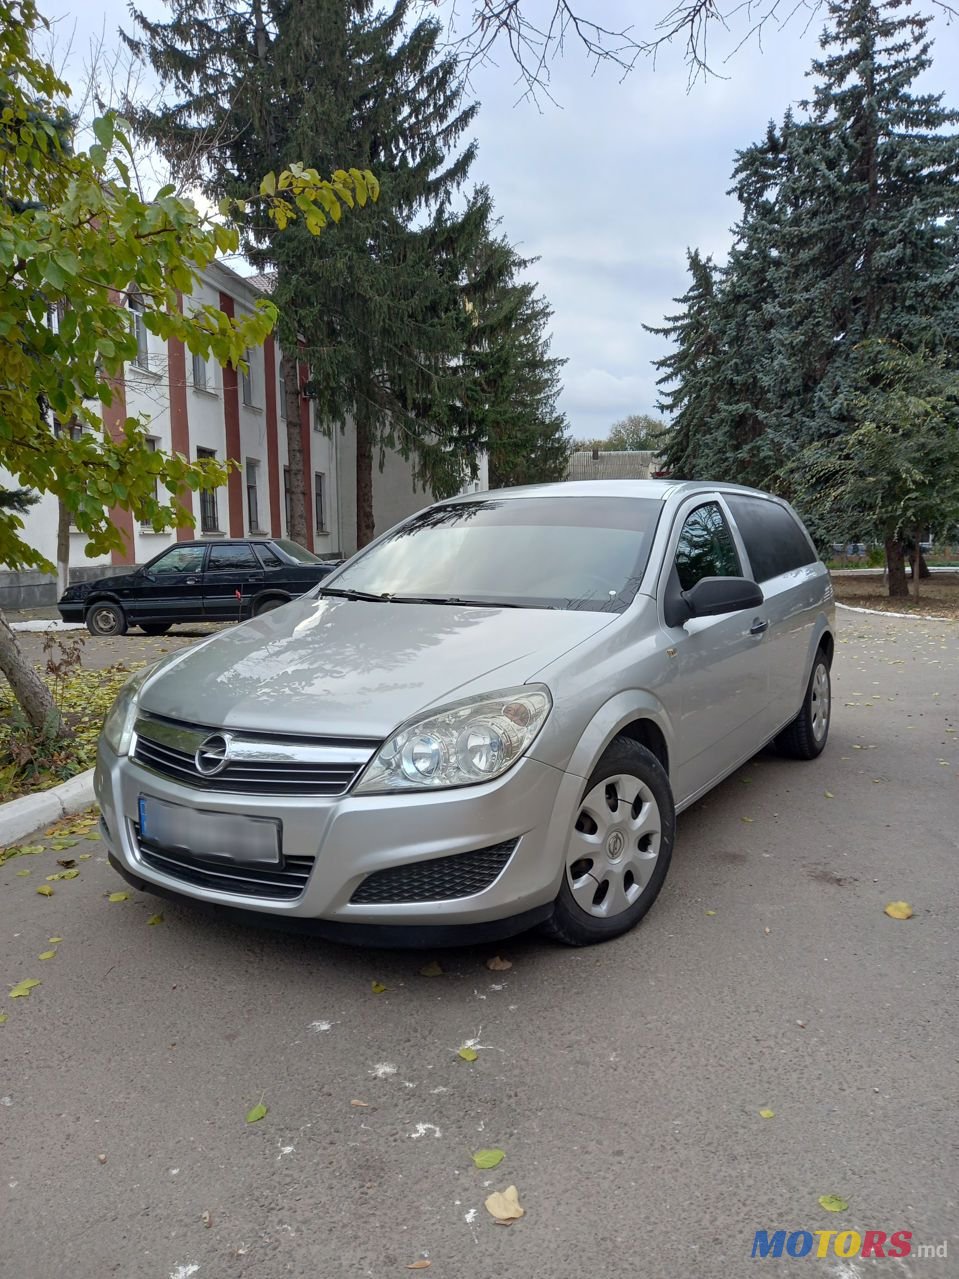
[137,796,280,865]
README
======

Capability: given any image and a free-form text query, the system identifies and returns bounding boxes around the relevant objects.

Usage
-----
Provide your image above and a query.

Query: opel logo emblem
[195,732,233,776]
[606,830,626,858]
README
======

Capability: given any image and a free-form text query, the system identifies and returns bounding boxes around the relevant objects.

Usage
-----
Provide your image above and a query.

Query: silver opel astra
[95,480,834,946]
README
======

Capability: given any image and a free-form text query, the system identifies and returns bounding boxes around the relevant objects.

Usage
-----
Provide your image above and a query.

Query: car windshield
[324,496,663,611]
[273,538,322,564]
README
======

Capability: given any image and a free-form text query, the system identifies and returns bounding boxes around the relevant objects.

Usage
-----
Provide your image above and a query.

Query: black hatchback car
[58,539,339,636]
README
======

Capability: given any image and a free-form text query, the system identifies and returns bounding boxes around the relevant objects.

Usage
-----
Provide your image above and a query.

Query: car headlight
[100,663,157,757]
[353,685,552,794]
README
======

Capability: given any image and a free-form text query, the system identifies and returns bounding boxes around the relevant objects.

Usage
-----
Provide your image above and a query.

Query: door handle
[749,618,769,635]
[185,577,200,585]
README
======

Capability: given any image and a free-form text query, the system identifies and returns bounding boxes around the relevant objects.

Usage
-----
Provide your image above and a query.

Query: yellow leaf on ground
[0,1013,7,1024]
[48,937,62,943]
[818,1194,848,1213]
[36,885,54,897]
[9,978,41,998]
[245,1102,268,1123]
[824,791,835,798]
[147,914,164,926]
[107,892,129,903]
[485,1185,524,1222]
[485,956,512,971]
[38,950,56,961]
[884,901,913,920]
[741,816,754,823]
[371,980,387,994]
[759,1108,775,1119]
[705,909,717,916]
[458,1046,479,1062]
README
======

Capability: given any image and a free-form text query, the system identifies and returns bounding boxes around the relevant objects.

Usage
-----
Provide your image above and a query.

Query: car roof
[444,479,781,504]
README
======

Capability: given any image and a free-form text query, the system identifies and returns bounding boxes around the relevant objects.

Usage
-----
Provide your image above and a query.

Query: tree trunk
[885,536,908,598]
[0,611,62,735]
[56,499,71,598]
[917,547,931,579]
[911,526,921,603]
[284,360,308,546]
[355,398,375,549]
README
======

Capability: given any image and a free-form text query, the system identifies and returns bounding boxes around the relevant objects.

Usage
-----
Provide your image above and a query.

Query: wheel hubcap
[566,773,663,919]
[94,609,117,635]
[811,663,830,741]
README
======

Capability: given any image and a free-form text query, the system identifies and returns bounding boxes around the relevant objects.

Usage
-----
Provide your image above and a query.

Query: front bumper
[58,600,85,623]
[94,739,584,939]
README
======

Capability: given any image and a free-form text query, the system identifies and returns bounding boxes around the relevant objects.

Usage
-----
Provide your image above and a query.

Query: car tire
[775,648,831,760]
[140,623,171,636]
[254,596,288,617]
[541,738,675,947]
[86,602,127,637]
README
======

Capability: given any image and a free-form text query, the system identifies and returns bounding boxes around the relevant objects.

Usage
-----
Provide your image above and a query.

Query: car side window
[255,545,284,569]
[674,502,740,592]
[150,546,206,575]
[724,494,816,583]
[207,544,260,572]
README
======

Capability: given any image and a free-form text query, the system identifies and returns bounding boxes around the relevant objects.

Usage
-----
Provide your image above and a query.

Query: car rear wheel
[254,596,288,616]
[541,738,675,946]
[775,649,831,760]
[86,602,127,637]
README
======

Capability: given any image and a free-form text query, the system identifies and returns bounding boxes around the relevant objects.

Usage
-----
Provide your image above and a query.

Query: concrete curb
[0,768,95,846]
[837,602,955,623]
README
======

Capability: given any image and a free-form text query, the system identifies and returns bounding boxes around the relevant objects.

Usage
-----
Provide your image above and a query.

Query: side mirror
[682,575,764,619]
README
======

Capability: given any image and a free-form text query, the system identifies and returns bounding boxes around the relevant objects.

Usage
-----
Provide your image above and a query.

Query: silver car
[95,480,834,946]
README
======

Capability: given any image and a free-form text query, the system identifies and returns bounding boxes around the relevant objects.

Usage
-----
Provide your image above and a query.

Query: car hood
[138,595,616,738]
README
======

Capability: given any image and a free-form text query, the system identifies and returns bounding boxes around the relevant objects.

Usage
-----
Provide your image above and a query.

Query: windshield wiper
[319,587,390,602]
[387,595,524,609]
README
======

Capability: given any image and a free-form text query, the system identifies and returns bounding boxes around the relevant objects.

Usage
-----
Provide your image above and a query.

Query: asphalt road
[1,611,957,1279]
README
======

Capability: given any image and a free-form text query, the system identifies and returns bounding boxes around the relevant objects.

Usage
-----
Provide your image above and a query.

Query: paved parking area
[1,612,956,1278]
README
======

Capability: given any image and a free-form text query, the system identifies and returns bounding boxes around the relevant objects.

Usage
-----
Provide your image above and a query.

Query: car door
[723,493,825,735]
[657,496,771,804]
[201,542,266,620]
[132,544,208,623]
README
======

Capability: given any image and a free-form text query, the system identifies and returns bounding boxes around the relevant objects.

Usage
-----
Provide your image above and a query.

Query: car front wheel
[86,602,127,637]
[775,649,831,760]
[542,738,675,946]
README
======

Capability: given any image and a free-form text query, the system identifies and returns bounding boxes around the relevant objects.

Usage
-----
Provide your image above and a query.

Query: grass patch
[833,572,959,619]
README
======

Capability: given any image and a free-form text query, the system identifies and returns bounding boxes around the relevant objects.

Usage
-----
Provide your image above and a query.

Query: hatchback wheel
[775,649,831,760]
[542,738,675,946]
[255,596,287,616]
[86,602,127,637]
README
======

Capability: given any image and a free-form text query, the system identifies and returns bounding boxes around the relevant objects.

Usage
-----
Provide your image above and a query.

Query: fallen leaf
[48,937,62,943]
[705,909,717,916]
[15,870,30,877]
[350,1099,370,1107]
[36,885,54,897]
[50,839,78,850]
[818,1194,848,1213]
[741,816,754,823]
[147,914,164,926]
[45,873,62,881]
[419,961,443,977]
[458,1046,479,1062]
[406,1262,431,1270]
[107,892,129,903]
[371,980,386,994]
[759,1109,775,1119]
[38,950,57,961]
[245,1102,268,1124]
[824,791,835,798]
[9,978,41,998]
[884,901,913,920]
[60,869,80,880]
[763,927,771,935]
[201,1210,212,1229]
[20,845,44,855]
[485,956,512,972]
[97,1153,107,1165]
[472,1148,506,1169]
[78,854,92,860]
[56,859,76,869]
[485,1185,524,1222]
[0,1013,7,1024]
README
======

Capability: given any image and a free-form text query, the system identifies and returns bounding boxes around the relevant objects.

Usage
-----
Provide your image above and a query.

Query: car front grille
[135,825,315,900]
[350,840,519,905]
[132,714,376,797]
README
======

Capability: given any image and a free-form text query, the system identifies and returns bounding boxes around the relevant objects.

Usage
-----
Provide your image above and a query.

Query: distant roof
[566,449,659,481]
[245,272,277,294]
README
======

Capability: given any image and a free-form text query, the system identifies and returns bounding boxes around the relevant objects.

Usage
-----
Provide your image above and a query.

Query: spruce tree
[126,0,485,547]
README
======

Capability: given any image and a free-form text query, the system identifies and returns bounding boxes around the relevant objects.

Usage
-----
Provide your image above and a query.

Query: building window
[283,466,292,534]
[192,351,207,391]
[314,472,326,533]
[246,458,260,532]
[240,349,254,407]
[129,292,149,371]
[140,437,159,527]
[197,446,219,533]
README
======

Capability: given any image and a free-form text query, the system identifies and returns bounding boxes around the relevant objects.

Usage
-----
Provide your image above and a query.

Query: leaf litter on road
[419,961,443,977]
[485,1185,524,1223]
[818,1194,848,1213]
[107,892,129,903]
[458,1046,479,1062]
[9,979,41,998]
[38,950,56,961]
[245,1101,268,1124]
[36,885,53,897]
[472,1149,506,1169]
[884,901,914,920]
[485,956,512,972]
[371,980,387,994]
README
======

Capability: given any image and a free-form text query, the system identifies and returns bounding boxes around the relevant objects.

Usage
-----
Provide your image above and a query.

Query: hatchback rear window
[326,496,663,611]
[725,495,816,582]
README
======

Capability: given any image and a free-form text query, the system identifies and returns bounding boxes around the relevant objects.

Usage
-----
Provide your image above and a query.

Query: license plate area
[137,796,281,866]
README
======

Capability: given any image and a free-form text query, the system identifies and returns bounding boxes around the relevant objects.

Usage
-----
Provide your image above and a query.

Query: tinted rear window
[725,495,816,583]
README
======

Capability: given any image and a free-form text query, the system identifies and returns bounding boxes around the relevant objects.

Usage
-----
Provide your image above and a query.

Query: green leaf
[9,978,41,998]
[0,1013,7,1024]
[818,1195,848,1213]
[92,115,114,151]
[472,1148,506,1169]
[245,1102,268,1124]
[259,171,276,196]
[458,1046,479,1062]
[36,885,54,897]
[60,869,80,880]
[758,1108,775,1119]
[48,937,62,943]
[107,891,129,902]
[38,950,57,961]
[147,914,164,926]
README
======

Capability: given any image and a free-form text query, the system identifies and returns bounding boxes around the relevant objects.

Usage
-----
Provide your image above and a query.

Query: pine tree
[126,0,485,547]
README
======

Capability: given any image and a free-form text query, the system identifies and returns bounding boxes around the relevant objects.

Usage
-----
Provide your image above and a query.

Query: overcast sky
[41,0,959,440]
